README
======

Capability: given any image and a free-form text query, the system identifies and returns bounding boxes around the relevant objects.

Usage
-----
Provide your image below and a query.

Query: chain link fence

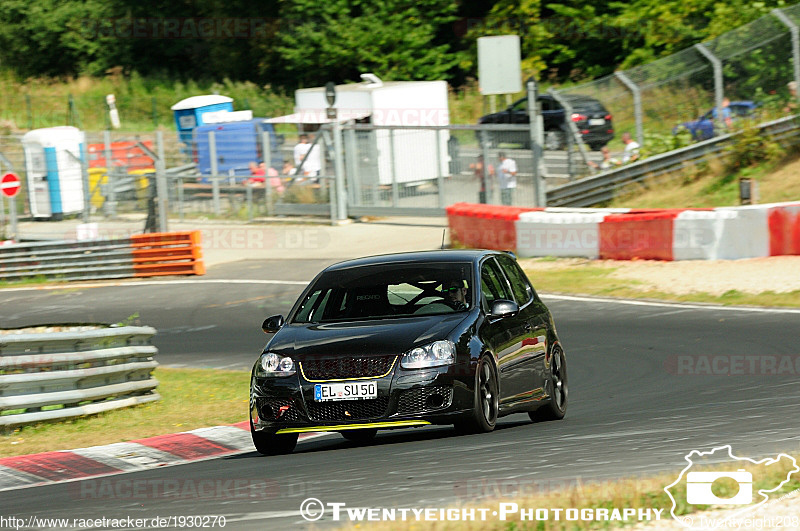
[554,5,800,162]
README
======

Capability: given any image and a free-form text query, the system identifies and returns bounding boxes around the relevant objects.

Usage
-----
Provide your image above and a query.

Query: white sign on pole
[477,35,522,95]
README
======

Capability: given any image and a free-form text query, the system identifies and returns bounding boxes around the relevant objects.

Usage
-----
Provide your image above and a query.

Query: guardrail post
[103,130,116,218]
[155,131,169,232]
[209,130,221,216]
[615,72,645,149]
[694,43,724,130]
[260,131,273,217]
[773,8,800,107]
[389,129,399,207]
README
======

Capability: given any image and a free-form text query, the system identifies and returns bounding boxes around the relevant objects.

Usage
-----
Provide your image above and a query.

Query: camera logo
[686,469,752,505]
[664,445,799,530]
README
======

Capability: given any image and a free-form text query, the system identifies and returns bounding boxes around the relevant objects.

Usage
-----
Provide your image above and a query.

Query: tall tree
[265,0,458,87]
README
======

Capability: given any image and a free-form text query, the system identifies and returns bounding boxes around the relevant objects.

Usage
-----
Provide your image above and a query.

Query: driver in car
[442,280,468,311]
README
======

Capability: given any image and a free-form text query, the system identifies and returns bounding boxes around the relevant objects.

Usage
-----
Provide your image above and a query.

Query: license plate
[314,381,378,402]
[588,118,606,126]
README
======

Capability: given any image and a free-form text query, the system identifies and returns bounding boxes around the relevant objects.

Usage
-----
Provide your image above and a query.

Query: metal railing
[546,115,800,207]
[0,326,160,428]
[0,231,204,282]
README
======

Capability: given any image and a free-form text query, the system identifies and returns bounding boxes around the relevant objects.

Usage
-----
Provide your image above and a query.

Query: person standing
[497,152,517,206]
[293,133,321,178]
[469,155,494,204]
[711,97,733,129]
[620,132,640,164]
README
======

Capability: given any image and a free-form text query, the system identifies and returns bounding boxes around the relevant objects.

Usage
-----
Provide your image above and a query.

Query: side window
[480,258,513,310]
[496,254,533,305]
[512,99,528,112]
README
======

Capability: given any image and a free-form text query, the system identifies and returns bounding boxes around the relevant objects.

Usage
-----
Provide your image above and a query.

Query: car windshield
[291,261,474,323]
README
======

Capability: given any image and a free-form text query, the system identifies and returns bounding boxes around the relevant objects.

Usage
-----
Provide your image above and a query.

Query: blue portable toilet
[194,119,285,180]
[22,126,86,220]
[171,95,234,148]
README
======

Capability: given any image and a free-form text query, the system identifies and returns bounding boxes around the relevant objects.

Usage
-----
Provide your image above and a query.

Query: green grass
[346,457,800,530]
[521,262,800,308]
[0,367,250,457]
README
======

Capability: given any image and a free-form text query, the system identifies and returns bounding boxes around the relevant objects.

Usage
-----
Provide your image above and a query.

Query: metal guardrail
[0,326,160,428]
[546,115,800,207]
[0,231,204,282]
[0,239,135,281]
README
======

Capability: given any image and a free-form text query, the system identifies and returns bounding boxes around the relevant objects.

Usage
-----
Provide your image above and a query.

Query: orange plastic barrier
[446,203,542,250]
[768,204,800,256]
[599,211,680,261]
[130,231,205,277]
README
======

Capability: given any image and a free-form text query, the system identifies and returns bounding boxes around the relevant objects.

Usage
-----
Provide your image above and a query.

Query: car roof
[322,249,505,272]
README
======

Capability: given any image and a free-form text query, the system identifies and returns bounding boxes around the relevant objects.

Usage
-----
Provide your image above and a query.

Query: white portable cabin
[289,77,451,186]
[22,126,85,219]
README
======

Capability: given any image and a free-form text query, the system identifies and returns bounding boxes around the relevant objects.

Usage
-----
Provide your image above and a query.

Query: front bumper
[250,358,473,434]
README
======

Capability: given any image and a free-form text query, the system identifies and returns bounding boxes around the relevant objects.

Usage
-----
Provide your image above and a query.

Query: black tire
[529,346,567,422]
[250,421,298,455]
[341,429,378,443]
[588,143,605,151]
[454,356,498,434]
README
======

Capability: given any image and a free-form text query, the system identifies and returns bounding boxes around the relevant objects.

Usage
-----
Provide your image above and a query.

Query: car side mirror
[490,300,519,320]
[262,315,285,334]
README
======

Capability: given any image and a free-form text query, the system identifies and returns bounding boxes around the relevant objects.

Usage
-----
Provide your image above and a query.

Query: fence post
[26,95,33,130]
[694,43,724,130]
[773,8,800,106]
[209,130,221,215]
[344,128,361,206]
[260,131,273,216]
[389,129,399,207]
[103,130,116,218]
[0,157,5,233]
[436,129,445,209]
[80,140,90,223]
[151,97,159,127]
[615,72,644,149]
[332,120,348,221]
[527,80,545,207]
[548,89,593,176]
[480,129,493,204]
[155,131,169,232]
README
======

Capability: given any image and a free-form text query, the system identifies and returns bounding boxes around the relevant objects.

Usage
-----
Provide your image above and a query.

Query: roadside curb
[0,421,317,493]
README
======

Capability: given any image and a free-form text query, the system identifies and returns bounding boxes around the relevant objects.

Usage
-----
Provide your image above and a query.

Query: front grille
[306,397,390,422]
[300,355,397,381]
[397,386,453,415]
[257,397,302,422]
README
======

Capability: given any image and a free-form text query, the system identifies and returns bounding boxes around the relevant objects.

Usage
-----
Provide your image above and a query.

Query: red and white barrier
[445,202,800,261]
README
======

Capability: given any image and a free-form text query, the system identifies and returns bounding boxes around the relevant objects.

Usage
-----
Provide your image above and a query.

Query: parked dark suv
[477,94,614,151]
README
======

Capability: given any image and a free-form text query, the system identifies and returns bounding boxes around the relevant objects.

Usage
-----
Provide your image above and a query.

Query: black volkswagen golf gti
[249,250,568,455]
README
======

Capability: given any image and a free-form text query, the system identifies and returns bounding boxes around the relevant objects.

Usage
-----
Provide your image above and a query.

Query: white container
[292,78,451,185]
[22,126,85,219]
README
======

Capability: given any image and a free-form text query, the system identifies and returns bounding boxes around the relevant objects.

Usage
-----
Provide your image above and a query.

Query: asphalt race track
[1,260,799,529]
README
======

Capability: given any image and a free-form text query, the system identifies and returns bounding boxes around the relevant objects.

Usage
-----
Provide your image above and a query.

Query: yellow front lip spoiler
[275,420,431,434]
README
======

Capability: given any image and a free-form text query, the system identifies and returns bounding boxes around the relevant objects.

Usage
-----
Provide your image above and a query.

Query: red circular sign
[1,173,21,198]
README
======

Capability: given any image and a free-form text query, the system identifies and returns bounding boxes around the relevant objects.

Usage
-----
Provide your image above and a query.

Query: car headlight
[257,352,296,377]
[401,340,456,369]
